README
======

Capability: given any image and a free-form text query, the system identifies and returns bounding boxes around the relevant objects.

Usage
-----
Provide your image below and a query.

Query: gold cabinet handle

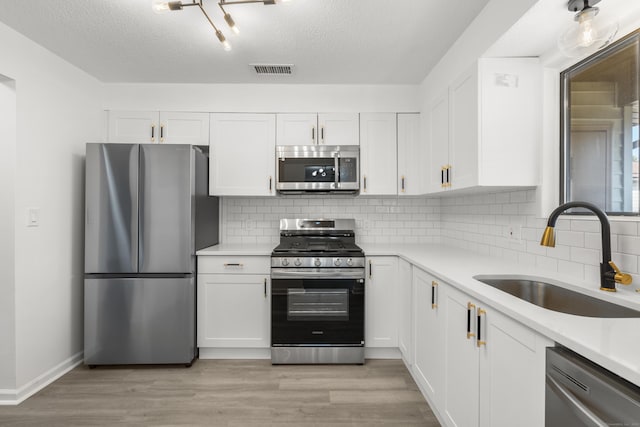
[609,261,632,285]
[446,165,452,187]
[321,126,325,144]
[466,302,476,339]
[160,124,164,142]
[269,176,273,193]
[401,175,406,192]
[363,175,367,192]
[431,281,438,309]
[264,278,267,299]
[312,126,316,144]
[151,124,156,142]
[368,260,372,278]
[477,308,486,347]
[223,263,244,267]
[441,166,446,188]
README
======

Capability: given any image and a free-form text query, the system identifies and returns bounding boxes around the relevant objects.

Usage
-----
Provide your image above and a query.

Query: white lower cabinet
[365,256,398,348]
[442,285,552,427]
[398,259,413,365]
[197,256,270,348]
[413,267,445,409]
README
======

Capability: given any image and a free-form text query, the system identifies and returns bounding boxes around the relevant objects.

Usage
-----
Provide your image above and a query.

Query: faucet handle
[609,261,633,285]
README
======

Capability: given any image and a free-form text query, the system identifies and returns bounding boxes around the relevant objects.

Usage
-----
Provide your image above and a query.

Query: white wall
[0,21,103,398]
[0,77,17,390]
[103,83,421,113]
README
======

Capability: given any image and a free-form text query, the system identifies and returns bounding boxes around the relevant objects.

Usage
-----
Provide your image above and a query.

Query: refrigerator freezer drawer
[84,277,195,365]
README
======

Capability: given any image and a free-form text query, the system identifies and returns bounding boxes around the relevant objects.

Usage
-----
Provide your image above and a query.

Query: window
[561,30,640,214]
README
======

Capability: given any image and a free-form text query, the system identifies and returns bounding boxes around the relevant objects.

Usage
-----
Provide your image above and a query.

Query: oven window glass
[278,158,336,183]
[287,288,349,321]
[338,157,357,183]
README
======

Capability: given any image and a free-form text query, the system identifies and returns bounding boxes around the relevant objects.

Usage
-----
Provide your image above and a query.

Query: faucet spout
[540,201,631,292]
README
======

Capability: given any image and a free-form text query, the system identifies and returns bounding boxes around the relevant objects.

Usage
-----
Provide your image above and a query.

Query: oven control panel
[271,257,365,268]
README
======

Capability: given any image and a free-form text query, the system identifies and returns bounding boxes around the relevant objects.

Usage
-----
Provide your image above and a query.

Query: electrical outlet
[507,225,521,241]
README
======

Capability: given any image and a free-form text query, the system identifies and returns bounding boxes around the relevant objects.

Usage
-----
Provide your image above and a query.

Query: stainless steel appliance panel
[276,145,359,193]
[546,346,640,426]
[85,144,139,274]
[139,144,193,273]
[84,277,195,365]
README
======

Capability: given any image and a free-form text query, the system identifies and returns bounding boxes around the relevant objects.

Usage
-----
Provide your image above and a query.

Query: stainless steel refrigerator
[84,143,218,366]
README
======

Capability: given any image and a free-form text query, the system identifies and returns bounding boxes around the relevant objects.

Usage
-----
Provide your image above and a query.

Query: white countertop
[197,242,640,386]
[363,243,640,387]
[196,243,273,256]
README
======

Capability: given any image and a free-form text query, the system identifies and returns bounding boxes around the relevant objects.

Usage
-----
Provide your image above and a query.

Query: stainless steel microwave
[276,145,360,194]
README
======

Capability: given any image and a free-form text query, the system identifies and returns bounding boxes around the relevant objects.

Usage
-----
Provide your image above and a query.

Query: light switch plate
[27,207,40,227]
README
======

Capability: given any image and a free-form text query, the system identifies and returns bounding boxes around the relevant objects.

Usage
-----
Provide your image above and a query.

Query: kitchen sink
[473,276,640,318]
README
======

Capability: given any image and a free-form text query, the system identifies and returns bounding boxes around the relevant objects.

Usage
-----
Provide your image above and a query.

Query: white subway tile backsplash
[220,196,440,245]
[439,188,640,291]
[618,235,640,256]
[220,189,640,292]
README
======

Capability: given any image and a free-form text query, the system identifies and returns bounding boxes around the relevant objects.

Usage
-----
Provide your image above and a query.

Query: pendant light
[558,0,619,58]
[152,0,291,51]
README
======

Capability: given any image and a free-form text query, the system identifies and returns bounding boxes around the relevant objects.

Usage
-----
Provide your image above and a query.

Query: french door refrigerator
[84,143,218,366]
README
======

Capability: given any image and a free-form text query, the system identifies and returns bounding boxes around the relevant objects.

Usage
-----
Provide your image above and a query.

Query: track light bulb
[216,30,232,51]
[224,13,240,34]
[152,0,170,13]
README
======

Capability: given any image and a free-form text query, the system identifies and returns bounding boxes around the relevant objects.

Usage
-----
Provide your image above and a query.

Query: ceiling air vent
[250,64,294,76]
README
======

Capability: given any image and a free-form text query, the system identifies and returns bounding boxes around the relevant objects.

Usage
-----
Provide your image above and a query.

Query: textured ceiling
[0,0,491,84]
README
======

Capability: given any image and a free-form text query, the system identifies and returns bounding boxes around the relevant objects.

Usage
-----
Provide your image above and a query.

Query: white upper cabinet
[318,113,359,146]
[276,114,318,145]
[428,92,450,193]
[159,112,210,145]
[209,113,276,196]
[107,110,209,145]
[397,113,422,195]
[276,113,359,146]
[107,110,158,143]
[360,113,397,195]
[427,57,541,193]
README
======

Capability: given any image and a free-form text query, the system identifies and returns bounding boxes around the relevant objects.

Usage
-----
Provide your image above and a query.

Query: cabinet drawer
[198,256,270,274]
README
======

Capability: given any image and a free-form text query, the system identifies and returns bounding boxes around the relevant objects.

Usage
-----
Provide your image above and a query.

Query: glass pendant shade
[558,7,619,58]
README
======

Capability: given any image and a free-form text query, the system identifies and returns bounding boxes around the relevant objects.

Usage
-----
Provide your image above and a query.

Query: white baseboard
[365,347,401,359]
[0,351,83,406]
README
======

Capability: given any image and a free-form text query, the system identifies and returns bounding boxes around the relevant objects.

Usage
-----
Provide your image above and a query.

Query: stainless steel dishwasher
[546,346,640,426]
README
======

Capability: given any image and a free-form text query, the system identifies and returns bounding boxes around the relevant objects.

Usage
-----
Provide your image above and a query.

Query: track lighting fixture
[152,0,291,51]
[558,0,619,58]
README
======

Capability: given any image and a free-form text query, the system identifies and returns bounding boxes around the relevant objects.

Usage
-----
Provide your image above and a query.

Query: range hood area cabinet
[209,113,276,196]
[427,58,541,193]
[107,110,210,145]
[276,113,359,146]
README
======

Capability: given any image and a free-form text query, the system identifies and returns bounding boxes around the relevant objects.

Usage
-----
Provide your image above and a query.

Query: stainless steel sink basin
[473,276,640,318]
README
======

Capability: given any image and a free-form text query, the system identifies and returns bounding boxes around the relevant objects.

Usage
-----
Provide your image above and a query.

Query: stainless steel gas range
[270,219,365,364]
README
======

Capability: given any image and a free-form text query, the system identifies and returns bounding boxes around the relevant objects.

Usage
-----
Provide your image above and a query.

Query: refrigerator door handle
[131,146,140,272]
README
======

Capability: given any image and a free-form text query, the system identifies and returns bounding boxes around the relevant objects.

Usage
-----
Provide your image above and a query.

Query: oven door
[271,269,364,346]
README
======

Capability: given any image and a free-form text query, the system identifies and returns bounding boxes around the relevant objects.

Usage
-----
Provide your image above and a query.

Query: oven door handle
[271,268,365,280]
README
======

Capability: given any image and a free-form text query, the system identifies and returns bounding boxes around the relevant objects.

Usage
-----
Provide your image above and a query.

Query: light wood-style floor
[0,359,440,426]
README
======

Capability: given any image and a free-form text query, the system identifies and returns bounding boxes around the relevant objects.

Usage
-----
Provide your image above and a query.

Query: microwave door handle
[334,155,340,186]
